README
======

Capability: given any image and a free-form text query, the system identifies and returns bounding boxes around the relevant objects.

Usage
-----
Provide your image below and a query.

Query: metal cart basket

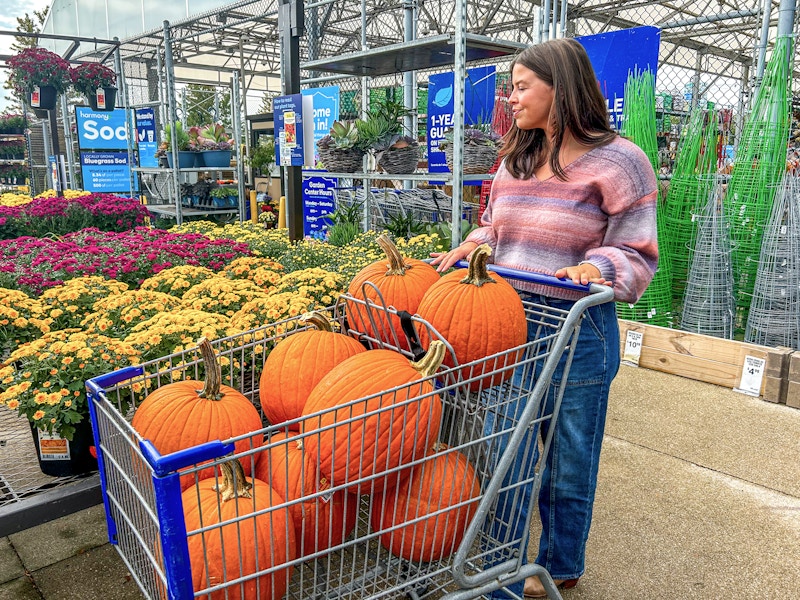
[86,266,613,600]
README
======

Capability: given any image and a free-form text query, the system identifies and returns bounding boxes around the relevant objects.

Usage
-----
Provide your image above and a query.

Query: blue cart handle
[453,260,594,293]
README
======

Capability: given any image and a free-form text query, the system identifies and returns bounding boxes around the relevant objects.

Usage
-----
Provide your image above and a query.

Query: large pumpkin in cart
[182,459,296,600]
[416,244,527,391]
[259,311,366,429]
[370,443,481,562]
[300,341,447,494]
[347,233,439,349]
[255,431,359,556]
[131,338,263,490]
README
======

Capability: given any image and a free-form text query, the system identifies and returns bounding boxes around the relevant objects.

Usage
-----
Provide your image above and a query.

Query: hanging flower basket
[87,87,117,111]
[72,62,118,111]
[7,47,71,111]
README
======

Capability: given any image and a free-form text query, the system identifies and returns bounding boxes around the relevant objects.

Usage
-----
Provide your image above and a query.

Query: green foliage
[250,138,275,174]
[329,120,360,150]
[326,221,361,247]
[425,219,479,250]
[384,212,429,240]
[321,200,363,247]
[3,9,48,110]
[357,97,412,153]
[164,121,190,151]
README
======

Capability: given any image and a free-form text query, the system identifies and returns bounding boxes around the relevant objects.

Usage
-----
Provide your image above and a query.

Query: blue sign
[302,86,340,168]
[75,106,129,150]
[302,174,337,238]
[576,26,661,129]
[427,66,496,180]
[80,151,133,193]
[274,94,306,167]
[135,107,158,168]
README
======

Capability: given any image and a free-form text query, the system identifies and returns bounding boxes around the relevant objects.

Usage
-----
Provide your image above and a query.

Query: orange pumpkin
[182,459,296,600]
[131,338,263,490]
[255,431,359,556]
[260,312,366,429]
[370,443,481,562]
[347,233,439,350]
[300,341,446,494]
[416,244,527,391]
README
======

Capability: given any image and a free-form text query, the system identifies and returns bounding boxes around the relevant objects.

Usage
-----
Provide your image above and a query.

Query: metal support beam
[279,0,305,242]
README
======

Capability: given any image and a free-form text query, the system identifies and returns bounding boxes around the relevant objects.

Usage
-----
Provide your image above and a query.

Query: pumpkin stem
[219,459,253,502]
[299,311,333,332]
[460,244,497,287]
[377,233,412,276]
[413,340,446,378]
[196,338,223,401]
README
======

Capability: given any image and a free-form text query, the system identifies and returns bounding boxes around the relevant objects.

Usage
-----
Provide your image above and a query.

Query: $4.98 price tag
[734,355,765,397]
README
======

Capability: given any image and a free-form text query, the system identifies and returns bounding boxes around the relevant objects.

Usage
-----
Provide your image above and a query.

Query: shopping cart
[85,266,614,600]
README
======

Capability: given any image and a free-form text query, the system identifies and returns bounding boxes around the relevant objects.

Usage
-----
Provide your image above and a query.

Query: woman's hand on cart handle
[553,263,610,287]
[430,241,479,273]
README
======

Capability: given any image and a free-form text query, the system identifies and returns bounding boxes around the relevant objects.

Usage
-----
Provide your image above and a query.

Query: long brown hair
[501,38,617,180]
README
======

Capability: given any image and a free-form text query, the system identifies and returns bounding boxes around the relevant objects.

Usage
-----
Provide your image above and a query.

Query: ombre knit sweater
[464,136,658,303]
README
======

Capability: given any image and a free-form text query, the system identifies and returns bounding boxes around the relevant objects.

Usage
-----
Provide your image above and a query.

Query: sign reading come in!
[75,106,134,194]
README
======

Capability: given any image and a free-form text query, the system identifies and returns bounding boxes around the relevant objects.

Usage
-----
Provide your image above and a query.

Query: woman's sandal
[522,576,580,598]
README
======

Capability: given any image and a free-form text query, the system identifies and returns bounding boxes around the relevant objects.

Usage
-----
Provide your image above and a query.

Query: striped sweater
[464,136,658,303]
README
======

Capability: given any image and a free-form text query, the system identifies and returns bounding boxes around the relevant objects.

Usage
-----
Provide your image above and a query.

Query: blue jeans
[486,294,619,598]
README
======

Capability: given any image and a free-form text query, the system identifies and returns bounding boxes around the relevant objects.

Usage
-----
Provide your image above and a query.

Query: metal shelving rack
[298,19,524,248]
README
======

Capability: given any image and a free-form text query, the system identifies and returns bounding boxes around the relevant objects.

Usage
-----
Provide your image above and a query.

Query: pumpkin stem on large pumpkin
[413,340,446,377]
[377,233,412,276]
[299,311,333,332]
[461,244,497,287]
[196,337,224,401]
[219,459,253,501]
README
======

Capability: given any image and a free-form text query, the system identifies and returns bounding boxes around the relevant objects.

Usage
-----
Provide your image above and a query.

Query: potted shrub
[439,123,501,174]
[316,120,365,173]
[71,62,117,111]
[196,123,234,168]
[163,121,194,169]
[7,47,72,112]
[357,96,419,174]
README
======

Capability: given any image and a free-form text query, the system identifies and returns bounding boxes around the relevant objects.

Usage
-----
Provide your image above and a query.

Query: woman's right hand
[430,241,478,273]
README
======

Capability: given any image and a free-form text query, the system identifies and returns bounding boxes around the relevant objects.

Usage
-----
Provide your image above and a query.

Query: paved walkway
[1,365,799,599]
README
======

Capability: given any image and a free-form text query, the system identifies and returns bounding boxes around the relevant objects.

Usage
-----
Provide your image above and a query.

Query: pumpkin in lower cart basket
[131,338,263,490]
[259,311,366,429]
[370,443,481,562]
[254,431,359,556]
[300,341,447,495]
[416,244,527,391]
[182,459,296,600]
[346,233,440,349]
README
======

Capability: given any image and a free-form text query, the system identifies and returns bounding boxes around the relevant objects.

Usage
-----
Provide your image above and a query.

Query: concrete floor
[1,364,799,599]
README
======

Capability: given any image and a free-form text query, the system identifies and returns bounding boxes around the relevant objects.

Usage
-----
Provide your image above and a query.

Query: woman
[432,38,658,598]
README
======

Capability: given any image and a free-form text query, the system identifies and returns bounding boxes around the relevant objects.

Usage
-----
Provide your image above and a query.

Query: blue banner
[427,66,496,180]
[80,152,132,193]
[302,174,337,238]
[274,94,306,167]
[75,106,129,150]
[135,107,158,168]
[302,86,340,168]
[576,26,661,130]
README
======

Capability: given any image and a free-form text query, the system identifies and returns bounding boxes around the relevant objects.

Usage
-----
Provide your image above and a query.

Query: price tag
[622,330,644,367]
[96,87,106,110]
[734,355,765,397]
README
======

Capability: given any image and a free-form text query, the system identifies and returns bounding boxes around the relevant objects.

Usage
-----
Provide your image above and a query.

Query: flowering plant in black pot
[72,63,118,110]
[7,47,72,110]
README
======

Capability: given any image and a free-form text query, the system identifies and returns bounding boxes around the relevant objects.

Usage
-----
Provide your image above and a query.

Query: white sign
[621,330,644,366]
[734,355,765,397]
